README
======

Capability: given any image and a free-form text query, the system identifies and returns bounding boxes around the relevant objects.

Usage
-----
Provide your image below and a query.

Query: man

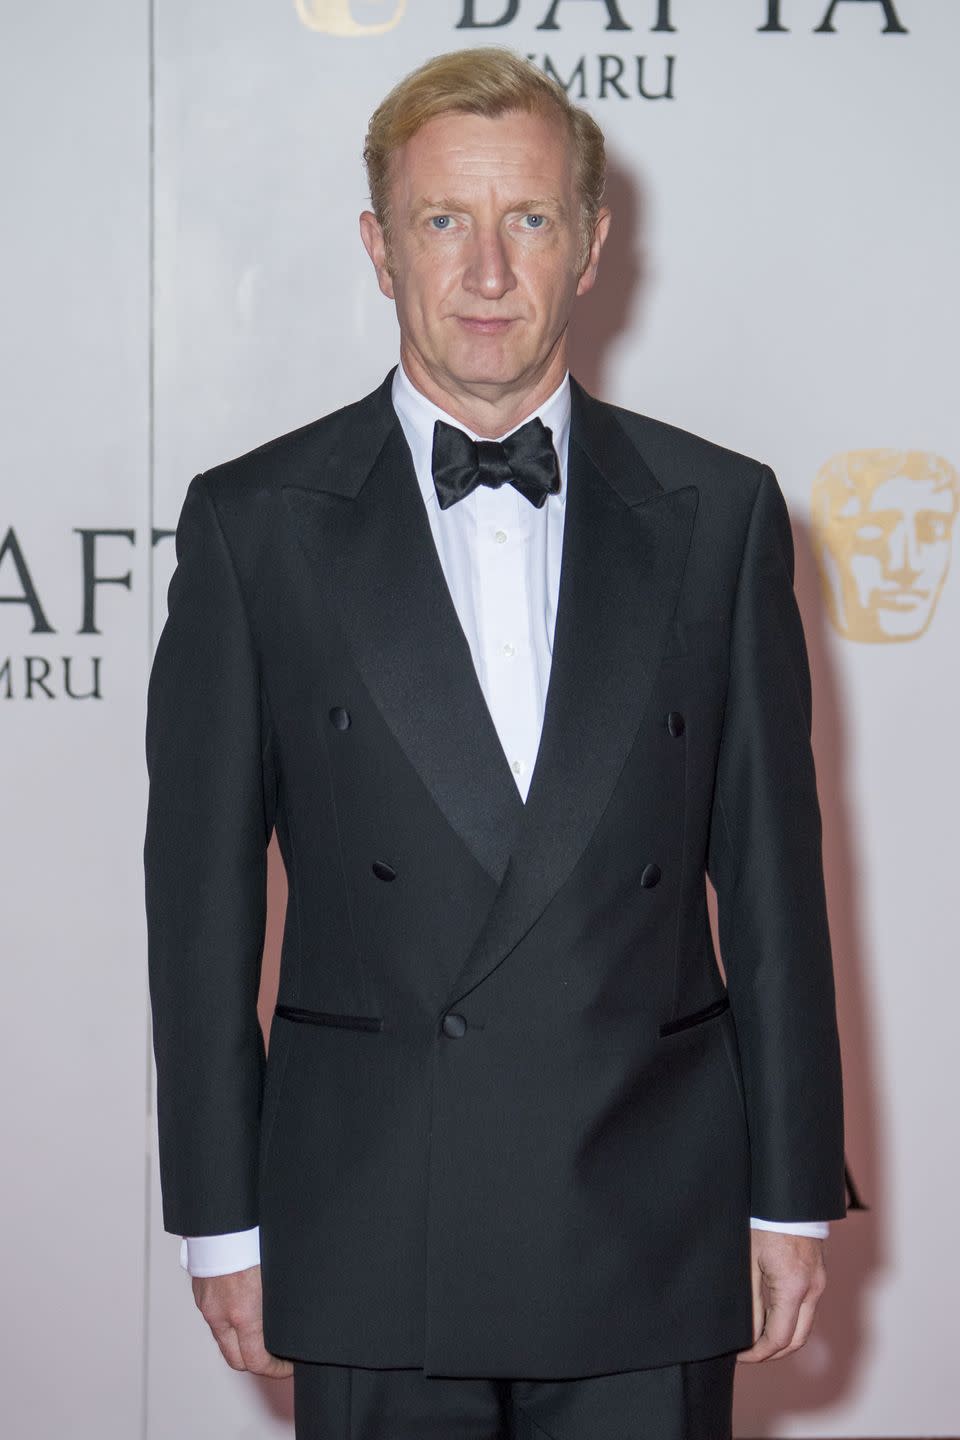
[145,47,845,1440]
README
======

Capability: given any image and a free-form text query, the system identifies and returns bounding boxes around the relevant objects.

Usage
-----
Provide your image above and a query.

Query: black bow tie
[431,416,561,511]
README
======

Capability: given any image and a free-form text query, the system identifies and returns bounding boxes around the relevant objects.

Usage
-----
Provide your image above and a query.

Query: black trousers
[292,1352,738,1439]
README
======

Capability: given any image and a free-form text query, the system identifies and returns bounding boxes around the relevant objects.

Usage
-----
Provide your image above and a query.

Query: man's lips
[455,316,517,333]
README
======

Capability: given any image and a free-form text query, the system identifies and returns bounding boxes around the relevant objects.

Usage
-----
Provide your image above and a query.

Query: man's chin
[435,351,535,394]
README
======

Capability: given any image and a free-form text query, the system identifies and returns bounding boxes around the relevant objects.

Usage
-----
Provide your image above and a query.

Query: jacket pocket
[658,993,730,1038]
[274,1003,383,1034]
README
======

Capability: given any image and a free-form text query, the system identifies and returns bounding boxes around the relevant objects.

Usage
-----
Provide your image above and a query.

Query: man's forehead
[421,141,561,176]
[396,110,572,179]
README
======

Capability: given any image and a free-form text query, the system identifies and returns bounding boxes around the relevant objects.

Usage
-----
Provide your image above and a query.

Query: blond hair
[363,47,606,261]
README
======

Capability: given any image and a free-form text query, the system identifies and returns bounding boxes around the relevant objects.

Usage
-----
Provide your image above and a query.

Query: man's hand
[737,1231,827,1363]
[192,1264,293,1378]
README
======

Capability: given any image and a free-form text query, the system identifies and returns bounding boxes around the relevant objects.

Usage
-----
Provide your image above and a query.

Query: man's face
[360,108,607,406]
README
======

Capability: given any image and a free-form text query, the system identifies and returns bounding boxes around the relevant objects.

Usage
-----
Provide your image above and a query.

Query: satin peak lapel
[281,374,524,886]
[444,379,700,1006]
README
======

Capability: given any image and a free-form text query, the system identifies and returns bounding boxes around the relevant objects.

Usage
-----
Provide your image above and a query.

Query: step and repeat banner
[2,3,956,1436]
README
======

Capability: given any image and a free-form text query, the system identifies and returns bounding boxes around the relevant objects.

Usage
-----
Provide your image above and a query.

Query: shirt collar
[391,358,571,511]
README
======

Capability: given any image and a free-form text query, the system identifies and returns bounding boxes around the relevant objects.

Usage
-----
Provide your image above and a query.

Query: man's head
[359,47,610,422]
[811,448,959,642]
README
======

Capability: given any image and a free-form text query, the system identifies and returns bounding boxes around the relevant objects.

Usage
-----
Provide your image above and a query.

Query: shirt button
[511,759,524,776]
[502,642,515,658]
[494,529,508,544]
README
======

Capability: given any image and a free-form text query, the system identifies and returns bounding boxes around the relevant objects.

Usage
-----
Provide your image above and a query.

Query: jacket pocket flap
[275,1004,383,1033]
[658,994,730,1038]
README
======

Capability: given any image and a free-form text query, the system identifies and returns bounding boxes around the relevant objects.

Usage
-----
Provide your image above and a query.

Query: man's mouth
[455,316,516,333]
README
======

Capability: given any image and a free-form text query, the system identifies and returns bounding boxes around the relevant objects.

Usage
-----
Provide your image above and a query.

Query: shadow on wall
[568,151,648,400]
[247,156,880,1438]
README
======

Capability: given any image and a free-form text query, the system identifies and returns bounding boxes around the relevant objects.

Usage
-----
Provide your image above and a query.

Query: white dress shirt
[180,363,827,1277]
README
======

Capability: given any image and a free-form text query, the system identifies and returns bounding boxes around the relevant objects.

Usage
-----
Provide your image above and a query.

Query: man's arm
[706,466,846,1358]
[145,474,285,1375]
[707,465,845,1218]
[145,472,273,1235]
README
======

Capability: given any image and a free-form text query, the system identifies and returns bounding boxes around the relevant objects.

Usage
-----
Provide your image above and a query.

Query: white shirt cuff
[750,1216,830,1239]
[179,1226,261,1277]
[177,1218,828,1272]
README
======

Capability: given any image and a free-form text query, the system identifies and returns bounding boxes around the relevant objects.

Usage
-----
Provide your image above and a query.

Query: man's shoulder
[592,392,769,502]
[199,371,395,509]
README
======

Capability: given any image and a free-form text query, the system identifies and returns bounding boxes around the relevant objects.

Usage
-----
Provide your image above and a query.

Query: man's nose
[462,227,517,300]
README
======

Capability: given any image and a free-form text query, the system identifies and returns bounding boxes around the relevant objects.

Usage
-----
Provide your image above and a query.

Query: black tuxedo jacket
[144,368,845,1378]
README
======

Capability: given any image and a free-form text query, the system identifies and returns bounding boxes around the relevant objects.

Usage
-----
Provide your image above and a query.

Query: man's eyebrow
[509,197,568,216]
[410,197,469,218]
[411,195,567,218]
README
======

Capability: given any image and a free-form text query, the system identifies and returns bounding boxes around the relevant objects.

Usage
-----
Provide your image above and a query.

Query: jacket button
[667,711,685,737]
[329,706,351,730]
[372,860,397,882]
[640,863,662,889]
[442,1012,467,1038]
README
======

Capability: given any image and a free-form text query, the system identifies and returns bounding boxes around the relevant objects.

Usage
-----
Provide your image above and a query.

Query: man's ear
[359,211,395,300]
[576,206,612,298]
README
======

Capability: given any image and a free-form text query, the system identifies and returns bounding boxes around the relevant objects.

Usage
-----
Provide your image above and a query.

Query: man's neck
[398,344,569,439]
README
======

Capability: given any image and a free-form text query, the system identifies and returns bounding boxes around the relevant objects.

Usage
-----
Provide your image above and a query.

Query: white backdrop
[2,2,957,1436]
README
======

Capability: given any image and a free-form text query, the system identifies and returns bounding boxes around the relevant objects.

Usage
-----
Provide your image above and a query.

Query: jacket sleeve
[706,466,846,1221]
[144,473,277,1237]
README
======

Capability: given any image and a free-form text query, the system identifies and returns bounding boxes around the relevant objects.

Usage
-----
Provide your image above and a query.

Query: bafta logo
[811,449,958,643]
[295,0,406,34]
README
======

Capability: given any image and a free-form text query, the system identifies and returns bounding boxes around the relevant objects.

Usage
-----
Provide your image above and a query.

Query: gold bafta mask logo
[295,0,406,34]
[811,449,959,643]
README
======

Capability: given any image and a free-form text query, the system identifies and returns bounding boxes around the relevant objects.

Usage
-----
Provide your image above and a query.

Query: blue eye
[430,215,452,229]
[523,214,545,229]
